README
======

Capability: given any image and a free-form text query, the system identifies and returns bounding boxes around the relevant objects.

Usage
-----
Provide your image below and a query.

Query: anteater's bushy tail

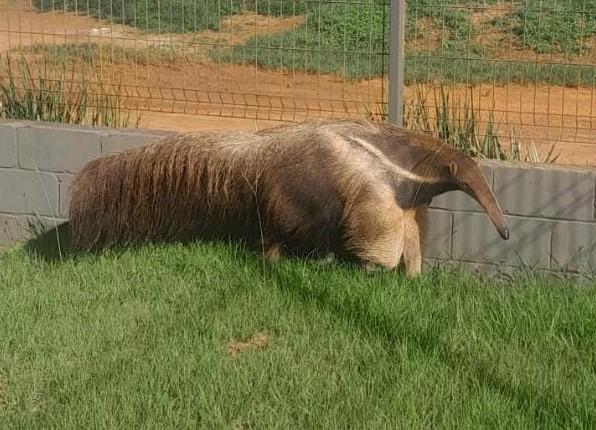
[68,132,265,251]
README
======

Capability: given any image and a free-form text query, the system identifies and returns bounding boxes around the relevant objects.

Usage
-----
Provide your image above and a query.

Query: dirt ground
[1,1,595,166]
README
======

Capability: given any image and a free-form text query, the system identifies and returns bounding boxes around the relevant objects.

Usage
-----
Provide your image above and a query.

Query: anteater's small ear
[449,161,458,176]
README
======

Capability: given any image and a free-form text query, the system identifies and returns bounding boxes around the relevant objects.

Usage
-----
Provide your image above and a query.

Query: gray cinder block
[493,162,596,222]
[424,209,453,260]
[101,130,173,155]
[0,169,60,217]
[429,164,494,212]
[452,212,554,269]
[551,221,596,272]
[0,214,33,245]
[17,125,101,173]
[0,123,18,168]
[0,213,66,246]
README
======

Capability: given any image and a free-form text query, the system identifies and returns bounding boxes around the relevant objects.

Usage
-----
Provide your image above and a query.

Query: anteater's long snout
[497,223,510,240]
[465,172,510,240]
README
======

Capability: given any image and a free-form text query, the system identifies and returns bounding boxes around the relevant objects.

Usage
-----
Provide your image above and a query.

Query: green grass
[1,231,595,428]
[405,52,596,87]
[212,0,595,84]
[214,36,596,85]
[34,0,242,33]
[34,0,312,32]
[211,1,390,79]
[509,0,596,54]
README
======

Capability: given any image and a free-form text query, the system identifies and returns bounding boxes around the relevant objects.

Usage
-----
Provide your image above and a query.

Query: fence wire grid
[0,0,595,165]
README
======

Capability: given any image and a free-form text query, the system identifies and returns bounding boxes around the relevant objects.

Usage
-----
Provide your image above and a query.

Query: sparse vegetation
[34,0,241,33]
[405,85,560,163]
[211,1,389,79]
[30,0,596,85]
[0,56,140,128]
[367,84,560,164]
[509,0,596,54]
[0,238,595,428]
[214,0,595,84]
[27,43,190,69]
[405,52,595,87]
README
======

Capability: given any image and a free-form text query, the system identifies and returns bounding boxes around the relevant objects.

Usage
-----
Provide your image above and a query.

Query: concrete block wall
[1,120,595,274]
[0,120,174,245]
[425,160,596,273]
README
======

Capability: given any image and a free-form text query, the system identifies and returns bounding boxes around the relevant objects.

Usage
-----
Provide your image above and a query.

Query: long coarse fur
[70,124,366,255]
[69,119,508,272]
[70,131,268,251]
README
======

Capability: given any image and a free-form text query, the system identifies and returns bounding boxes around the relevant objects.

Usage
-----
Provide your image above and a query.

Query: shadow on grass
[21,223,336,266]
[22,222,211,263]
[23,221,77,263]
[267,266,593,428]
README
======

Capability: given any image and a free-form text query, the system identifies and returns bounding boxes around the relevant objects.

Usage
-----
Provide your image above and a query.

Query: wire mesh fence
[0,0,595,165]
[0,0,391,122]
[401,0,596,166]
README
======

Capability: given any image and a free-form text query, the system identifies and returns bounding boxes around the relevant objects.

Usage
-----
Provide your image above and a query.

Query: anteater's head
[365,123,510,240]
[439,153,509,240]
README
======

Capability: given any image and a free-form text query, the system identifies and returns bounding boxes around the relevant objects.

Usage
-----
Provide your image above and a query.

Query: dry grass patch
[227,331,271,358]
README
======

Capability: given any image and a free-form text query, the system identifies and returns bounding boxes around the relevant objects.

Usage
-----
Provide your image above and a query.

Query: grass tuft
[510,0,596,54]
[367,83,559,164]
[27,43,189,68]
[0,55,140,128]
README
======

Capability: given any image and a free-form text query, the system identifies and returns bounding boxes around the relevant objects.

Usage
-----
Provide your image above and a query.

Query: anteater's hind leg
[343,195,406,271]
[401,206,427,277]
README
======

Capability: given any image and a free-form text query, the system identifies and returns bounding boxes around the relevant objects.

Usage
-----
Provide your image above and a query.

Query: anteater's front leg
[344,194,406,271]
[401,206,428,277]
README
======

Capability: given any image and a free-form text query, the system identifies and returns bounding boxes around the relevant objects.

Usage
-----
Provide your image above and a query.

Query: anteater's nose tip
[500,227,510,240]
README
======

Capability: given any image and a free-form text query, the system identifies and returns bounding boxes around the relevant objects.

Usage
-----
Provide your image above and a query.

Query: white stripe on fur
[348,136,441,184]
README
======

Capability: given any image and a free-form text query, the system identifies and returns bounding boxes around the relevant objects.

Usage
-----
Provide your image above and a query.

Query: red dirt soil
[1,1,595,167]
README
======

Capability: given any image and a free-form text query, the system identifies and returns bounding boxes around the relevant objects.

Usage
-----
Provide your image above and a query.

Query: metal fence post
[388,0,405,126]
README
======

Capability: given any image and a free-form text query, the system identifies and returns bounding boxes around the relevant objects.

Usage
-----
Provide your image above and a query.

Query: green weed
[28,42,191,68]
[510,0,596,54]
[210,0,594,85]
[0,55,140,128]
[211,1,389,79]
[34,0,241,33]
[366,84,559,164]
